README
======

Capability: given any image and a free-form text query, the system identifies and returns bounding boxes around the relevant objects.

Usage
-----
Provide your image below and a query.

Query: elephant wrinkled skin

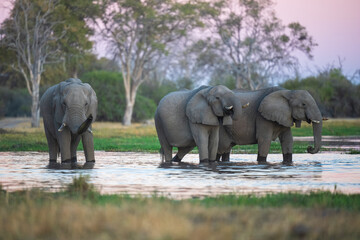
[155,85,246,163]
[40,78,98,164]
[217,87,323,163]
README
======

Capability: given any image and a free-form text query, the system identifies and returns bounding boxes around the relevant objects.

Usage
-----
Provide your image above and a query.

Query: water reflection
[47,161,95,170]
[0,152,359,198]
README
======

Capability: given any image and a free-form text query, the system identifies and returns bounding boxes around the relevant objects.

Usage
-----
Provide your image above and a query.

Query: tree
[0,0,66,127]
[0,0,98,127]
[99,0,205,125]
[202,0,317,90]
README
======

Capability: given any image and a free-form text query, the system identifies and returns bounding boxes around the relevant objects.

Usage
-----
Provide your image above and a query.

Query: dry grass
[1,192,360,240]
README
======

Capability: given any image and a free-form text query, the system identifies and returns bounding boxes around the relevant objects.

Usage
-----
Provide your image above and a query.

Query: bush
[0,87,31,118]
[80,70,157,122]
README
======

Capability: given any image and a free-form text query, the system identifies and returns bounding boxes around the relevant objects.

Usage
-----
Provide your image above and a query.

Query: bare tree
[1,0,65,127]
[205,0,317,90]
[100,0,204,125]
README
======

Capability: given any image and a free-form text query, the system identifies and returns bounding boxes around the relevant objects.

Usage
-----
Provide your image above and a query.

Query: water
[1,152,360,198]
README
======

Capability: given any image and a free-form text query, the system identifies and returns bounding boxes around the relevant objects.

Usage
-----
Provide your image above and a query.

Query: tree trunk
[123,100,134,126]
[31,82,40,128]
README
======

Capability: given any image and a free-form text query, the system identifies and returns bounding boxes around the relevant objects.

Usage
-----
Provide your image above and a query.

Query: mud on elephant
[40,78,97,164]
[155,85,248,163]
[217,87,323,163]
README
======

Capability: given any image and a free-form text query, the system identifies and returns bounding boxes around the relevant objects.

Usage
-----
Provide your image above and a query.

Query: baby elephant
[155,85,247,163]
[40,78,98,164]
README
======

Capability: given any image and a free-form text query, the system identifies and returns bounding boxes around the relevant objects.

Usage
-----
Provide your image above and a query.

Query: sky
[0,0,359,80]
[274,0,360,79]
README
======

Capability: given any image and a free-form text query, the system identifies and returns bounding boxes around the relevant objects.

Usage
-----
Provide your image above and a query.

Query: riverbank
[1,117,359,153]
[1,176,360,240]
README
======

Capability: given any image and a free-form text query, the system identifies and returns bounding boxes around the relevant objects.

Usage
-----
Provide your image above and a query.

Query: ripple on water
[0,152,360,198]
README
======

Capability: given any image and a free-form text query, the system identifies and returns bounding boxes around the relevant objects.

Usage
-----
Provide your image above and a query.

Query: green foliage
[282,68,360,117]
[139,78,178,104]
[80,70,157,122]
[0,87,31,118]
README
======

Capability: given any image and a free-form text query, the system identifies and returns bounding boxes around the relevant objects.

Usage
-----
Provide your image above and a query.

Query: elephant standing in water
[217,87,323,163]
[40,78,97,164]
[155,85,247,163]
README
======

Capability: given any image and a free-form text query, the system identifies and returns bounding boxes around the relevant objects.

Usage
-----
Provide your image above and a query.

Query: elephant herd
[40,78,323,165]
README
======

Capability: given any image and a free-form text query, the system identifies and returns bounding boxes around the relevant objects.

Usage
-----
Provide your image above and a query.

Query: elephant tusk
[225,106,233,110]
[58,123,66,132]
[242,102,250,108]
[312,120,320,124]
[88,128,93,134]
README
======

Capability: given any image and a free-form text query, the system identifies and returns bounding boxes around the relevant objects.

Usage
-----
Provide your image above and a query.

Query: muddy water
[0,152,359,198]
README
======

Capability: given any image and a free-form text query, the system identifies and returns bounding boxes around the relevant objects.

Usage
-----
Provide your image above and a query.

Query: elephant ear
[258,90,293,127]
[186,88,219,126]
[53,81,67,124]
[84,83,98,122]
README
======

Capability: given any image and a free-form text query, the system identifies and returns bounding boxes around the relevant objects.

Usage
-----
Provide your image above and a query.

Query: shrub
[80,70,157,122]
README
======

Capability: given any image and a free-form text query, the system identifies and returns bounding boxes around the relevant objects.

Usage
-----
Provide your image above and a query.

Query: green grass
[1,176,360,240]
[0,119,359,152]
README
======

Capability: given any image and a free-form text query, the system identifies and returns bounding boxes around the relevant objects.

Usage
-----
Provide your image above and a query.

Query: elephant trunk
[307,120,322,154]
[229,95,243,121]
[77,114,93,135]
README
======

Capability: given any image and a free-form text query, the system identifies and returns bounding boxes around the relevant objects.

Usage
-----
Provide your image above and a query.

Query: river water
[0,152,359,198]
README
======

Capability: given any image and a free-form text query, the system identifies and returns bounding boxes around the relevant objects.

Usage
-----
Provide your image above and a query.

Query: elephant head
[54,78,97,135]
[259,89,322,154]
[186,85,246,126]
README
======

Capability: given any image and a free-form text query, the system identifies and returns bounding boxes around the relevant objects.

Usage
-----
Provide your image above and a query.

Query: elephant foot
[83,161,95,169]
[199,159,209,164]
[61,159,72,164]
[172,155,181,163]
[257,155,267,164]
[282,153,293,165]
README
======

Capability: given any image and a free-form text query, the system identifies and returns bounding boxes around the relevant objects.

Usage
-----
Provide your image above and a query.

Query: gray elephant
[217,87,322,163]
[155,85,247,163]
[40,78,97,164]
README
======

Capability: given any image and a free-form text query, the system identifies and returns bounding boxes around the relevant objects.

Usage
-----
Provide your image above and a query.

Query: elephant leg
[57,130,72,163]
[208,128,219,162]
[279,128,293,164]
[82,131,95,162]
[221,152,230,162]
[257,135,272,163]
[173,146,194,162]
[71,135,81,163]
[44,127,58,162]
[190,124,210,163]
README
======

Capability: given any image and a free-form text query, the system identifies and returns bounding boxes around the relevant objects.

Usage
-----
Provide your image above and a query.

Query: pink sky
[1,0,359,79]
[274,0,360,78]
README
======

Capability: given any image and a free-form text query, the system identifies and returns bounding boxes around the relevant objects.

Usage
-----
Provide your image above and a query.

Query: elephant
[40,78,98,164]
[155,85,248,163]
[217,87,323,163]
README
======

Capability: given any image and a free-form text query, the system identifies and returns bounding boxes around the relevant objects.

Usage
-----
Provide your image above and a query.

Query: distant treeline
[0,68,359,121]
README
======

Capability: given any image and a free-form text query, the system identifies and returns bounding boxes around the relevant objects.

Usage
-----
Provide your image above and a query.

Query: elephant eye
[85,102,88,106]
[302,103,306,107]
[216,97,220,100]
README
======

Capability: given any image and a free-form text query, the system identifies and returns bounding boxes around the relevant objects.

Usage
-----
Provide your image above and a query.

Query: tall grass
[1,177,360,240]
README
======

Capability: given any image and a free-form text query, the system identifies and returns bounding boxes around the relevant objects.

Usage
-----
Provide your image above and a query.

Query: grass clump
[1,176,360,240]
